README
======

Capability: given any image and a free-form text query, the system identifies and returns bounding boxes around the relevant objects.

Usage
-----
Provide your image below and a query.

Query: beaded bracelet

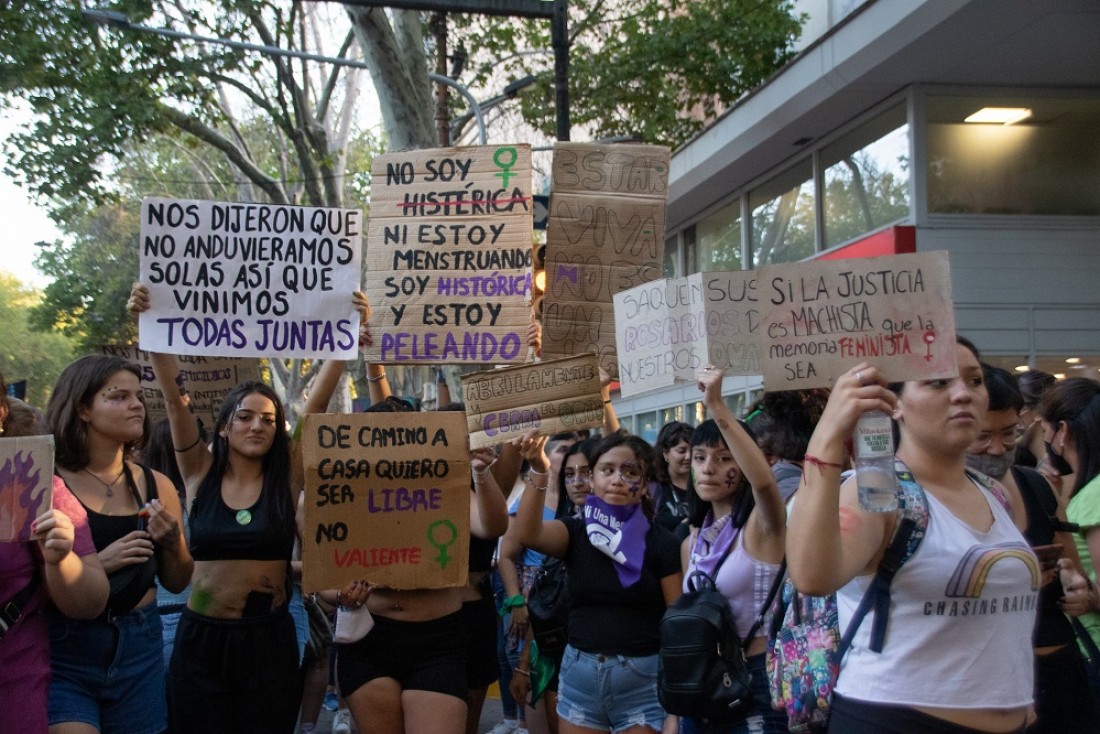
[366,371,387,383]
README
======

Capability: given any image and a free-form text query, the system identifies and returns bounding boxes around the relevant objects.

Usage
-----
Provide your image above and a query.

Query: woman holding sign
[44,355,193,734]
[787,340,1042,733]
[128,283,300,733]
[513,429,683,734]
[0,374,110,734]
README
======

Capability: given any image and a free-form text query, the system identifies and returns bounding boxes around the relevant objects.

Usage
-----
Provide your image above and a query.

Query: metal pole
[80,9,487,145]
[551,0,570,141]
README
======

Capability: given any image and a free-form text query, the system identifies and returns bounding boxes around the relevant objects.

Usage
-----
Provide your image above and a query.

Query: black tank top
[73,463,159,617]
[188,474,295,562]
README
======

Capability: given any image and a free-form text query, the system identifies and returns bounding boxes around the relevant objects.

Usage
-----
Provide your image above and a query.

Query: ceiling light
[1014,365,1029,372]
[1067,357,1082,364]
[964,107,1032,125]
[1054,373,1066,380]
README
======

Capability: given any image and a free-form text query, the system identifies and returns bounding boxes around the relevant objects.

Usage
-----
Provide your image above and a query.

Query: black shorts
[829,694,1027,734]
[337,608,469,702]
[168,607,299,734]
[464,596,500,689]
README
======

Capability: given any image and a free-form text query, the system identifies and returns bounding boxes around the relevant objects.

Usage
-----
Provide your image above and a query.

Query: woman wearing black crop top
[513,430,682,734]
[45,355,192,734]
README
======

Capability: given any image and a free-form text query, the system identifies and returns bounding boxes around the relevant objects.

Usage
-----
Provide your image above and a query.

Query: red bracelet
[803,454,845,471]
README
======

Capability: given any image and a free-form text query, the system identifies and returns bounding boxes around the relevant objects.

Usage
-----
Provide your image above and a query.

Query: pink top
[0,477,96,734]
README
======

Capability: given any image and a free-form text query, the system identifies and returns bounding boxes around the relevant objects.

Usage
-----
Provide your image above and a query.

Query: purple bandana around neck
[689,512,738,582]
[583,495,650,587]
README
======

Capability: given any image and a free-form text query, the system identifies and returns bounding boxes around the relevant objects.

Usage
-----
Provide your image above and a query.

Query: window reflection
[750,160,816,266]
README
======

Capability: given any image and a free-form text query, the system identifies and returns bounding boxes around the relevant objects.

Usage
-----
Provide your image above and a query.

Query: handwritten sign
[138,197,363,359]
[460,354,605,449]
[364,146,534,364]
[94,345,261,430]
[0,436,54,542]
[614,272,760,397]
[757,251,957,389]
[541,143,670,377]
[300,412,471,591]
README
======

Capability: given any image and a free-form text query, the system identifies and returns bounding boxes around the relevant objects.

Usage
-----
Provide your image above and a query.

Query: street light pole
[79,9,488,145]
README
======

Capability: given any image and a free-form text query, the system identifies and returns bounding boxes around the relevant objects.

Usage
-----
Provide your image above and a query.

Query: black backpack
[658,540,785,724]
[527,557,570,657]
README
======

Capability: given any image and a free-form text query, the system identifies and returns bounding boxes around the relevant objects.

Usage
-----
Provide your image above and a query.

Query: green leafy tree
[0,272,75,407]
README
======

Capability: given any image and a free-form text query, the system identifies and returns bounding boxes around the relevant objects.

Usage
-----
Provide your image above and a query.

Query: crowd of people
[3,283,1100,734]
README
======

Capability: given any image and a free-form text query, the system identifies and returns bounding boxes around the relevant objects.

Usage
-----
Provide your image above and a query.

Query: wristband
[803,454,844,471]
[366,370,387,383]
[173,435,203,453]
[499,594,526,616]
[513,668,530,676]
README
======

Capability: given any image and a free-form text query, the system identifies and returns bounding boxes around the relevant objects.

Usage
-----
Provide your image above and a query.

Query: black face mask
[1045,440,1075,476]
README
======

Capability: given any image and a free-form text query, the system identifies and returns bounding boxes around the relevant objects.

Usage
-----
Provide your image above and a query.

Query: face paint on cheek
[838,506,863,536]
[628,481,641,496]
[724,468,740,488]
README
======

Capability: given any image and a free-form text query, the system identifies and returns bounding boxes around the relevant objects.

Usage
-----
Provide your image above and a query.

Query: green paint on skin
[189,585,213,615]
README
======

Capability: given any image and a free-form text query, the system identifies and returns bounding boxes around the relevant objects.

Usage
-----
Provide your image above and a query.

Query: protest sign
[138,198,363,359]
[300,412,471,591]
[460,354,605,448]
[364,146,534,364]
[757,250,957,389]
[542,143,670,377]
[614,272,760,397]
[95,345,261,430]
[0,435,54,542]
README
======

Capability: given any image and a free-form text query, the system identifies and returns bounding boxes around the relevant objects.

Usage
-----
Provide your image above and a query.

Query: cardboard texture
[94,346,261,429]
[614,272,761,397]
[757,250,957,389]
[300,412,471,592]
[0,435,54,542]
[364,145,534,365]
[460,354,605,448]
[542,143,670,377]
[138,197,363,359]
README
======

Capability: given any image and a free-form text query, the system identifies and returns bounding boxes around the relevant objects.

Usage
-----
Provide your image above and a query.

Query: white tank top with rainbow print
[835,479,1038,708]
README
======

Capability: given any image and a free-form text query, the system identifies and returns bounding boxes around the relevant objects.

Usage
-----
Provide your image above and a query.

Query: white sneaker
[514,728,529,734]
[486,721,519,734]
[333,708,353,734]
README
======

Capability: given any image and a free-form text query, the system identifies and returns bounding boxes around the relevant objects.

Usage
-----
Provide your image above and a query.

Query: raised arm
[353,291,392,405]
[698,365,785,537]
[510,430,569,558]
[127,283,212,502]
[786,363,894,596]
[470,448,508,540]
[599,367,621,435]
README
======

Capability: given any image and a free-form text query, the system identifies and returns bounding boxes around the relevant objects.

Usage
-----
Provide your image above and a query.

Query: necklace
[83,466,126,498]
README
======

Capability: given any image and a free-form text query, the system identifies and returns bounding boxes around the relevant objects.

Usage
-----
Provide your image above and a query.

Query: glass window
[822,105,911,248]
[691,401,706,426]
[695,200,743,272]
[660,405,684,426]
[663,235,680,278]
[636,411,659,445]
[750,161,816,266]
[724,393,746,418]
[925,95,1100,215]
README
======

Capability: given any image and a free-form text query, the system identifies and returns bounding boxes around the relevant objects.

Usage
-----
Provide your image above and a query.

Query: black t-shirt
[561,515,681,656]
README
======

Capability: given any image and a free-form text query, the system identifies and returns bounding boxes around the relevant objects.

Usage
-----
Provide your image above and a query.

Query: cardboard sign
[460,354,605,448]
[94,345,261,430]
[757,250,957,389]
[0,435,54,542]
[542,143,670,377]
[614,272,760,397]
[138,197,363,359]
[364,146,534,364]
[300,412,471,591]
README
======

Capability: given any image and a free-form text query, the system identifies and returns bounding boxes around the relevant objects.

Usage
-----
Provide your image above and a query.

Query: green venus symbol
[428,519,458,569]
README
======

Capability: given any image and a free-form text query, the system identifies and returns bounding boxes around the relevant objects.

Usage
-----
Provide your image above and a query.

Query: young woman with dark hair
[789,341,1039,733]
[513,429,682,734]
[0,372,109,734]
[652,421,694,532]
[44,355,192,734]
[128,282,300,733]
[679,365,786,734]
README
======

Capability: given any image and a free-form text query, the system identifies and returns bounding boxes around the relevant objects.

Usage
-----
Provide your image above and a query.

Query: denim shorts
[47,603,167,734]
[556,645,666,733]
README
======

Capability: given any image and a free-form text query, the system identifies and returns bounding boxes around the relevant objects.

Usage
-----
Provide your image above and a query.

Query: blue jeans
[48,603,167,734]
[557,645,665,733]
[680,653,788,734]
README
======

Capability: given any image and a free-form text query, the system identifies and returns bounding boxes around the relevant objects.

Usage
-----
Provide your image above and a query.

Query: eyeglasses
[973,427,1023,452]
[563,470,592,485]
[594,463,644,483]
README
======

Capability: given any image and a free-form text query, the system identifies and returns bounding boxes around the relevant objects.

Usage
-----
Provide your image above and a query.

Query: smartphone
[1033,543,1063,568]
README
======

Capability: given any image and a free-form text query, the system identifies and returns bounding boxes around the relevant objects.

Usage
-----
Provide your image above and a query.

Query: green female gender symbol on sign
[493,147,518,188]
[428,519,459,569]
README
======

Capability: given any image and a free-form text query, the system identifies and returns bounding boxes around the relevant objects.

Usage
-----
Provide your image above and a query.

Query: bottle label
[855,415,893,458]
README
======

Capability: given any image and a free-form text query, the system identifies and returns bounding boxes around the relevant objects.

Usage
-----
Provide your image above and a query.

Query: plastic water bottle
[853,410,899,512]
